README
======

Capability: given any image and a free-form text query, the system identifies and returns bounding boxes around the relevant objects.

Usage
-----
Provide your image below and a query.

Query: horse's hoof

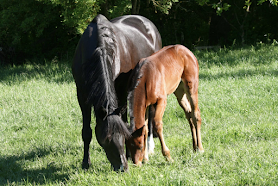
[82,162,90,170]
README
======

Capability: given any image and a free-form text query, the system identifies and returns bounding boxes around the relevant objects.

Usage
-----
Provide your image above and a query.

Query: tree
[0,0,100,63]
[198,0,278,45]
[1,0,277,64]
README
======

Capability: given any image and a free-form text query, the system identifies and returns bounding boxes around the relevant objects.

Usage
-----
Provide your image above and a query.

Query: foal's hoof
[135,161,143,167]
[198,149,205,153]
[143,157,149,164]
[165,156,174,163]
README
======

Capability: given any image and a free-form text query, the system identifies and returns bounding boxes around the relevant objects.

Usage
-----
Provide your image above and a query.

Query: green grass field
[1,44,278,185]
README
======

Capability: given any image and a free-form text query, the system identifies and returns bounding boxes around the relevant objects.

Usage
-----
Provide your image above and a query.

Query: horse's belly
[166,79,181,95]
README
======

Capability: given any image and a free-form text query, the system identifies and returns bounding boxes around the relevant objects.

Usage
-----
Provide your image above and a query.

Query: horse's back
[111,15,162,73]
[141,45,198,98]
[147,45,198,74]
[111,15,160,45]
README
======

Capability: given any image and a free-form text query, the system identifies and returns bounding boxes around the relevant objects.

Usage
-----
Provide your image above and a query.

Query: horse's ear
[131,125,145,138]
[114,105,127,117]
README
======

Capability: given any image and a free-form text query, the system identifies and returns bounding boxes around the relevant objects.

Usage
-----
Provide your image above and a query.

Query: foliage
[150,0,179,14]
[0,0,100,64]
[196,0,278,15]
[0,0,277,64]
[1,45,278,185]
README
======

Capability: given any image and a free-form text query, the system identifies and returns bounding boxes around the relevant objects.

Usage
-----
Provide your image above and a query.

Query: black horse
[72,14,161,172]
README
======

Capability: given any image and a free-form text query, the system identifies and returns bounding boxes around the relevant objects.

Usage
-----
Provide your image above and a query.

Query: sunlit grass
[1,45,278,185]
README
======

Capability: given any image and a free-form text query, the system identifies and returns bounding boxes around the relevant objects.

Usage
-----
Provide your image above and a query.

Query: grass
[0,44,278,185]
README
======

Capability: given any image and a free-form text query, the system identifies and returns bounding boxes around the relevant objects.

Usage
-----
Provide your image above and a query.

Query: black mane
[104,114,131,141]
[83,15,118,113]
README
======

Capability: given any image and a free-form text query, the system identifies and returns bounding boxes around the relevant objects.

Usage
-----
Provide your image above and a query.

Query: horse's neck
[112,31,133,77]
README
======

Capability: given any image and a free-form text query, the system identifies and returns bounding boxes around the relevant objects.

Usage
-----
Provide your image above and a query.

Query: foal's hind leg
[77,88,92,169]
[147,105,156,155]
[153,98,173,162]
[174,82,204,152]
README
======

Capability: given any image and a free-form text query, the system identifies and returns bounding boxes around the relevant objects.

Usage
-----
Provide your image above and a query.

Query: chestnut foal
[127,44,204,165]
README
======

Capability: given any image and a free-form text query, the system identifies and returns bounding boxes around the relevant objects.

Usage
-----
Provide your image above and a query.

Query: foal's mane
[127,59,148,131]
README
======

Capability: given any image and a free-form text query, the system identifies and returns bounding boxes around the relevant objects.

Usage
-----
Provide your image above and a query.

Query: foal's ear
[131,125,145,138]
[115,105,127,117]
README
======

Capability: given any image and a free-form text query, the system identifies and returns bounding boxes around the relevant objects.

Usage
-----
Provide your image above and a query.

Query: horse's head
[126,125,146,166]
[95,107,130,172]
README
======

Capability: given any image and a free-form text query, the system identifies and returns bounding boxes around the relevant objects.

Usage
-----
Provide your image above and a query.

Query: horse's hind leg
[77,88,92,169]
[153,98,173,162]
[174,82,204,152]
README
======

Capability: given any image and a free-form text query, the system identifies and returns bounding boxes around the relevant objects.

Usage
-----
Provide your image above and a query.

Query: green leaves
[258,0,278,5]
[196,0,277,15]
[212,2,231,15]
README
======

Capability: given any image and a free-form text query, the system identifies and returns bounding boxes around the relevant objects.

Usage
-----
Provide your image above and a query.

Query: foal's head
[95,107,130,172]
[126,125,146,166]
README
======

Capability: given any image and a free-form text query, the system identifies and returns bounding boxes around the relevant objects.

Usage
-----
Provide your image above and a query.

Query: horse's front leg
[154,98,173,162]
[77,88,92,169]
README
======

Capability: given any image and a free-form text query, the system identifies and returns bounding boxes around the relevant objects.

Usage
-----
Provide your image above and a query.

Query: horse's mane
[104,114,131,141]
[83,15,117,112]
[82,15,131,140]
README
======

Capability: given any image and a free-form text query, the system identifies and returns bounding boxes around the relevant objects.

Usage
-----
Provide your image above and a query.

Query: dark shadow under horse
[72,14,161,172]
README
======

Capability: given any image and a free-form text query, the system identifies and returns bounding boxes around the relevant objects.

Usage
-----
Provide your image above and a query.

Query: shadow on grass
[0,61,74,84]
[199,67,278,80]
[0,147,73,185]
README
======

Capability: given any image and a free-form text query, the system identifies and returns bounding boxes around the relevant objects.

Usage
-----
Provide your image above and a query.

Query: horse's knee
[195,108,201,125]
[82,128,92,141]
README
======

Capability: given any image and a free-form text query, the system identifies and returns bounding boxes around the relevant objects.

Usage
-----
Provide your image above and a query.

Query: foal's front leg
[154,98,173,162]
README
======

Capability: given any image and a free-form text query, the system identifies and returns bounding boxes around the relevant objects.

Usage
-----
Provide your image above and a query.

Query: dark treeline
[0,0,277,65]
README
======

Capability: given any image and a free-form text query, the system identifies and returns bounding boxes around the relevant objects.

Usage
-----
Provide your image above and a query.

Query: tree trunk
[100,1,110,19]
[131,0,140,14]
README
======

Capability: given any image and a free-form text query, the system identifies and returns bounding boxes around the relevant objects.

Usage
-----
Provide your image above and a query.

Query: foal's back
[140,44,198,103]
